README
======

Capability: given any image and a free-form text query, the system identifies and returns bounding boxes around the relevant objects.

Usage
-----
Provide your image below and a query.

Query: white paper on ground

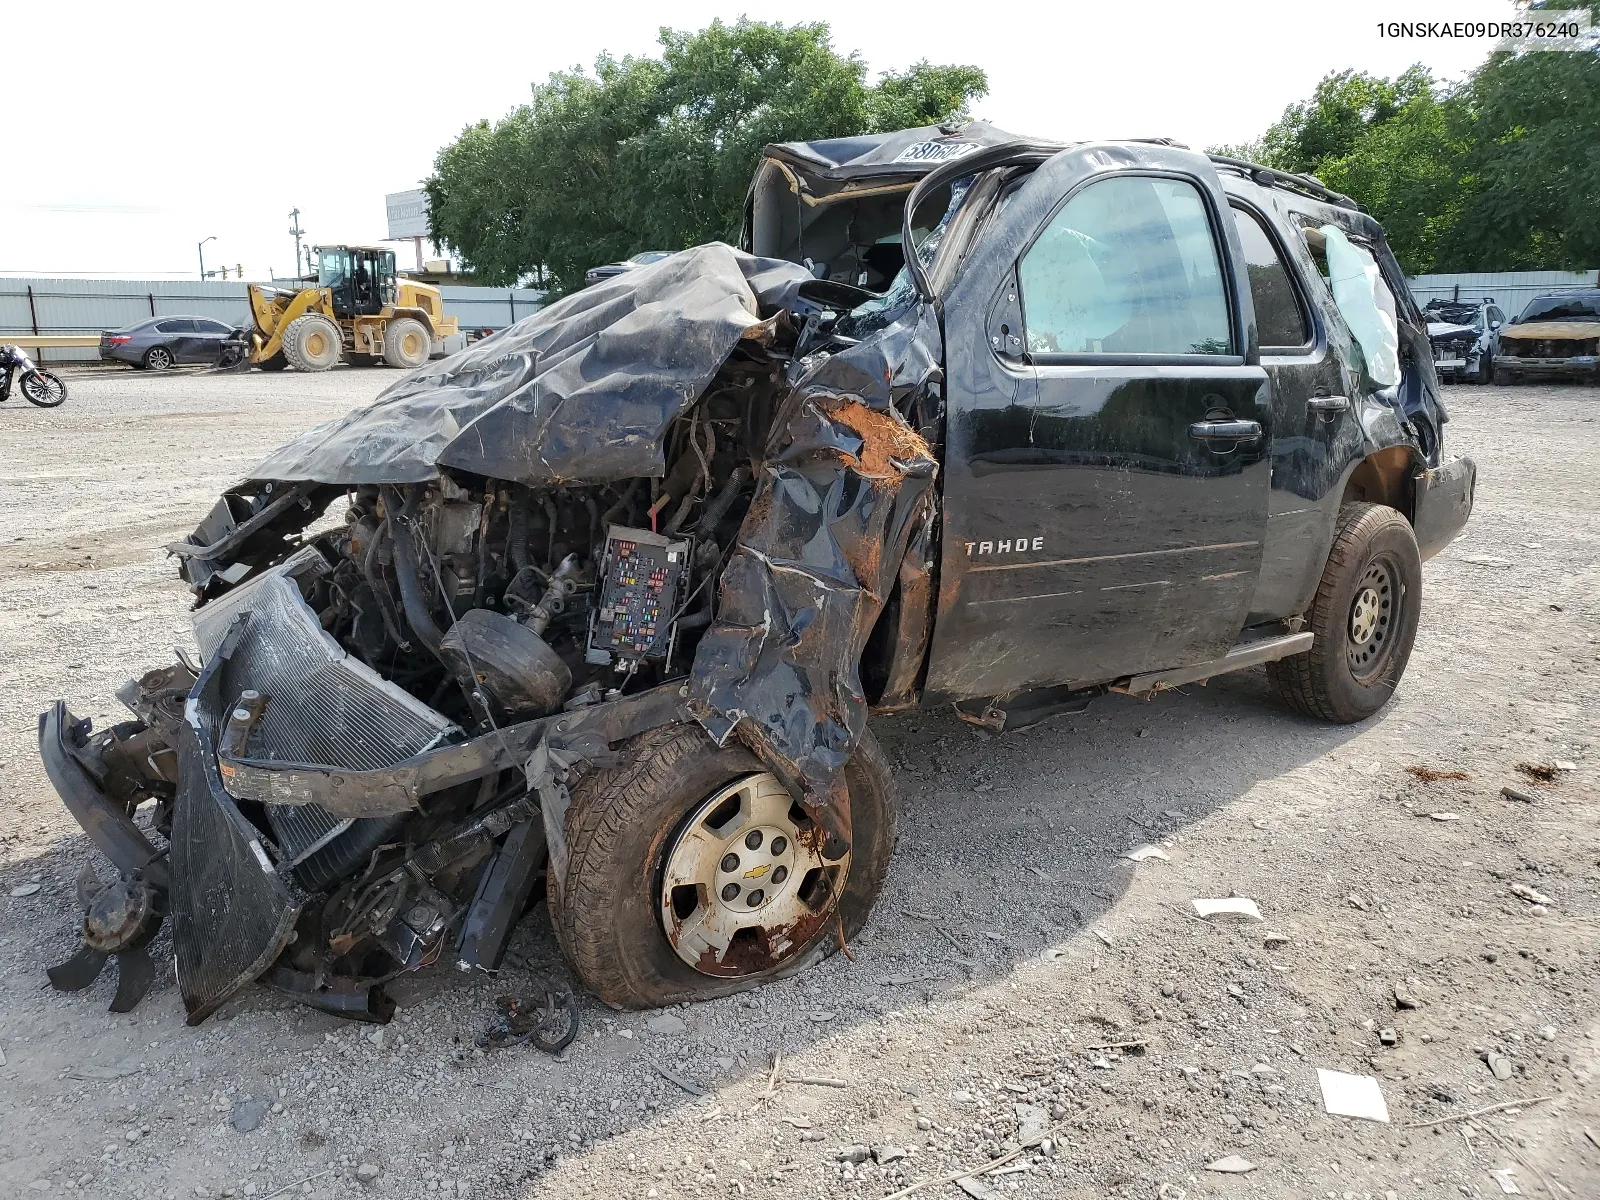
[1204,1155,1257,1173]
[1193,897,1263,920]
[1123,844,1170,862]
[1316,1068,1390,1123]
[1489,1167,1523,1195]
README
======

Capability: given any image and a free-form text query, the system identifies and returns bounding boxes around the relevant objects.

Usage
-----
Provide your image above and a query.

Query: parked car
[100,316,241,370]
[38,125,1474,1027]
[584,250,674,287]
[1493,289,1600,384]
[1423,297,1506,384]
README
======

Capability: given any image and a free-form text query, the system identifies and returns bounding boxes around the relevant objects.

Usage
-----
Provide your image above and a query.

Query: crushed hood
[1427,321,1478,341]
[246,244,813,487]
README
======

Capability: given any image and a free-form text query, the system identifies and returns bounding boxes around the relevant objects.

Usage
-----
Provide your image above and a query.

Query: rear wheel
[282,314,342,372]
[381,317,430,369]
[144,346,175,371]
[1268,502,1422,723]
[549,723,896,1009]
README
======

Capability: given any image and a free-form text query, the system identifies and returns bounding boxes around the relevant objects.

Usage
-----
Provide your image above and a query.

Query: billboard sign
[386,189,431,240]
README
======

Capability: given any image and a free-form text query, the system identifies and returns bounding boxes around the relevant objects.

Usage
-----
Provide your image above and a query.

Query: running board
[1113,632,1313,696]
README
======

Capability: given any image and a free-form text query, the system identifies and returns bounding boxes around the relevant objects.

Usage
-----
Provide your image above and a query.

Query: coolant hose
[381,485,444,659]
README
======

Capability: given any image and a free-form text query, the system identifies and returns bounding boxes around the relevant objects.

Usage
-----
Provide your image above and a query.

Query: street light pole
[198,235,217,280]
[288,208,304,281]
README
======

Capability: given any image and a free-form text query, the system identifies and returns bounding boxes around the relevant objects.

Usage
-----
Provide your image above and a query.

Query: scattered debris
[1092,928,1114,947]
[1347,893,1369,911]
[1204,1155,1257,1174]
[1316,1068,1390,1123]
[8,883,41,898]
[646,1013,687,1035]
[1516,762,1558,781]
[1014,1103,1049,1147]
[1426,812,1461,822]
[1554,760,1575,772]
[1121,844,1170,862]
[837,1146,870,1165]
[1500,785,1539,804]
[1509,883,1552,906]
[1192,897,1262,921]
[783,1075,848,1089]
[1406,765,1472,782]
[478,991,579,1054]
[1488,1167,1523,1194]
[656,1064,706,1097]
[355,1163,380,1183]
[1582,1127,1599,1151]
[956,1179,1001,1200]
[1379,1028,1398,1047]
[231,1098,268,1133]
[1085,1039,1146,1052]
[873,1146,907,1165]
[1263,931,1291,947]
[1394,982,1420,1010]
[1481,1053,1519,1086]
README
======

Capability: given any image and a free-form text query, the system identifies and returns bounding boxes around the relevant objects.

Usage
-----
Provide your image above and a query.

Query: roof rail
[1207,154,1362,212]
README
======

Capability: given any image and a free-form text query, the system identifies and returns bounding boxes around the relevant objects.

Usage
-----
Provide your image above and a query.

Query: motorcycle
[0,344,69,407]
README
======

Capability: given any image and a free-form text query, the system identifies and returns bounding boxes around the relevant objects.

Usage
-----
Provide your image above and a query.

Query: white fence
[0,277,544,364]
[1408,270,1598,316]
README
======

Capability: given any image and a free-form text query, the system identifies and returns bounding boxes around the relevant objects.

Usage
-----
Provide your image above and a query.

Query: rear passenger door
[1226,201,1359,622]
[926,144,1272,699]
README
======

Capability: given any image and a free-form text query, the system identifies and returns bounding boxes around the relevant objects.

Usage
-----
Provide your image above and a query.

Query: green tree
[1447,45,1600,269]
[427,20,987,292]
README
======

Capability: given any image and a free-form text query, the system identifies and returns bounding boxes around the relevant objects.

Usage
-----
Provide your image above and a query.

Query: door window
[1018,175,1231,357]
[156,319,195,333]
[196,319,231,334]
[1230,207,1310,350]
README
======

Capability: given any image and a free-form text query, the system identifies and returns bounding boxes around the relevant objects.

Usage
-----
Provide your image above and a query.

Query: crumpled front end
[38,239,944,1021]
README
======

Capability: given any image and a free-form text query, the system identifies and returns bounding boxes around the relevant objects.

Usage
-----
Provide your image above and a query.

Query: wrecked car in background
[1422,297,1506,385]
[1493,288,1600,384]
[39,122,1475,1025]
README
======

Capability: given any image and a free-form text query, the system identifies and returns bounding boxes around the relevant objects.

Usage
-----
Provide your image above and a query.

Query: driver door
[925,143,1272,700]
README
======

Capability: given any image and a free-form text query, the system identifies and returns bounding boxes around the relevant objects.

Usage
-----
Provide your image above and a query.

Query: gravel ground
[0,367,1596,1200]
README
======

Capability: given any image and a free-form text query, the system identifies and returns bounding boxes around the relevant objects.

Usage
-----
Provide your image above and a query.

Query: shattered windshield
[1517,294,1600,323]
[834,177,974,338]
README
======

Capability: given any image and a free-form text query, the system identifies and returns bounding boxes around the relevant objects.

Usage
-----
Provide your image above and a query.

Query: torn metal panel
[689,306,940,847]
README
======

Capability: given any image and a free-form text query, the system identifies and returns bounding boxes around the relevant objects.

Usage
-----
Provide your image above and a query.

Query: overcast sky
[7,0,1521,279]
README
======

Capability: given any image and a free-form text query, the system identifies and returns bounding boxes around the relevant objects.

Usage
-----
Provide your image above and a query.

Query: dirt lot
[0,367,1595,1200]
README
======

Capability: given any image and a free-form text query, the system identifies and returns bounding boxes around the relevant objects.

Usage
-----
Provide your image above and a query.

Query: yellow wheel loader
[244,245,459,372]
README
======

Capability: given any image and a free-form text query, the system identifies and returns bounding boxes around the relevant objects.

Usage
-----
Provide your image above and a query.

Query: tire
[549,722,897,1009]
[1268,502,1422,724]
[255,352,288,372]
[144,345,175,371]
[20,370,68,407]
[282,314,342,372]
[1475,352,1492,385]
[381,317,430,369]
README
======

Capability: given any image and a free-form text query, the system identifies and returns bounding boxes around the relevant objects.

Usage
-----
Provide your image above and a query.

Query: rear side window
[1019,175,1232,357]
[197,320,231,334]
[1230,207,1310,350]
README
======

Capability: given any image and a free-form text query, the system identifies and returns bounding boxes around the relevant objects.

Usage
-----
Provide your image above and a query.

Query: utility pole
[288,208,305,280]
[198,235,217,280]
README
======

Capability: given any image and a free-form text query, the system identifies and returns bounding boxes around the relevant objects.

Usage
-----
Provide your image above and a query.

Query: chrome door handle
[1189,419,1262,442]
[1307,395,1350,414]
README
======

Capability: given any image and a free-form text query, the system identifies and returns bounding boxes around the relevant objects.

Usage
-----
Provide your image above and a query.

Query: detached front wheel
[1269,502,1422,723]
[549,723,896,1009]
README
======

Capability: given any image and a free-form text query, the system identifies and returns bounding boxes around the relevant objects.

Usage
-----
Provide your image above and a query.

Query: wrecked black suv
[38,123,1474,1025]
